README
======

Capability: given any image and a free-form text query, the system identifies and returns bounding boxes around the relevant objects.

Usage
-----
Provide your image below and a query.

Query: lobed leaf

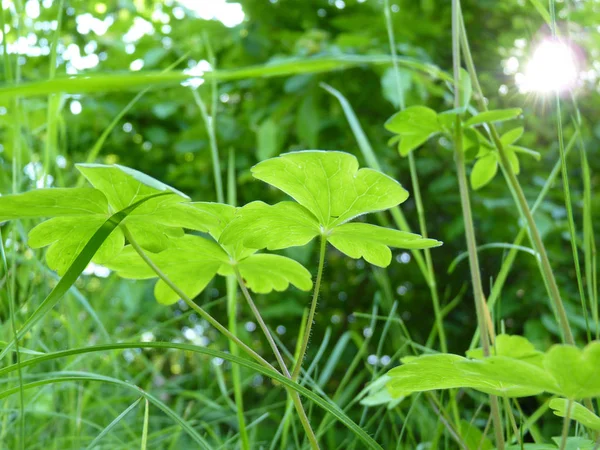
[251,151,409,227]
[220,201,320,251]
[0,188,108,220]
[328,222,441,267]
[549,399,600,431]
[544,342,600,399]
[237,254,313,293]
[106,235,228,305]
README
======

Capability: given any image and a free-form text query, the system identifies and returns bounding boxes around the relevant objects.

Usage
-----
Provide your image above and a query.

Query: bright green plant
[0,149,439,449]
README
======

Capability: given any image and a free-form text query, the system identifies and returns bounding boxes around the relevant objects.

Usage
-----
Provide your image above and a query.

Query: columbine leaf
[464,108,522,127]
[0,165,219,275]
[224,151,442,268]
[251,151,409,227]
[384,106,441,156]
[76,163,189,209]
[328,222,441,267]
[549,399,600,431]
[237,254,312,293]
[0,188,108,220]
[551,437,596,450]
[387,353,550,398]
[28,216,124,274]
[466,334,544,366]
[106,235,228,305]
[220,201,320,251]
[470,153,498,190]
[544,341,600,399]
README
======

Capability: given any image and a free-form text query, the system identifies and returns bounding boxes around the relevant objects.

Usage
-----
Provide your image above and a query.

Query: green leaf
[0,192,172,361]
[106,235,228,305]
[458,68,472,112]
[551,437,596,450]
[0,165,218,275]
[385,106,441,156]
[387,353,549,398]
[257,119,283,161]
[251,151,409,227]
[237,254,313,293]
[223,151,442,268]
[75,164,189,209]
[358,375,404,409]
[28,216,124,274]
[466,334,543,366]
[465,108,522,127]
[0,55,450,99]
[544,342,600,399]
[0,188,108,220]
[470,153,498,190]
[328,223,441,267]
[500,127,524,146]
[511,145,542,161]
[549,399,600,431]
[220,201,319,251]
[505,146,521,175]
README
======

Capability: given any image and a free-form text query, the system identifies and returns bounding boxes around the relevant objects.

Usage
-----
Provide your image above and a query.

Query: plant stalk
[120,225,274,372]
[233,268,320,449]
[458,9,574,345]
[451,1,505,448]
[292,235,327,381]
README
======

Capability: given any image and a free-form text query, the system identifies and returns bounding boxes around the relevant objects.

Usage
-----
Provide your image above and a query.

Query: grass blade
[0,342,384,450]
[0,192,173,362]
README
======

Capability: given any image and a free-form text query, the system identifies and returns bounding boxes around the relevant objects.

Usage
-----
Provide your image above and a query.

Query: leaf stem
[232,268,289,376]
[231,267,320,449]
[120,225,274,372]
[458,9,574,345]
[292,235,327,381]
[451,1,505,448]
[558,399,572,450]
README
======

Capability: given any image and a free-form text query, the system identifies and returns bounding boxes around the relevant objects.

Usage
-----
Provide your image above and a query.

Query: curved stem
[233,268,289,376]
[558,399,573,450]
[451,1,505,448]
[120,225,275,373]
[458,9,574,345]
[232,267,320,449]
[226,275,250,450]
[292,235,327,381]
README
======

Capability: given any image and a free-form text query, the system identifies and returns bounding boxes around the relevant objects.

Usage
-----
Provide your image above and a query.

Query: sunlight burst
[519,39,578,94]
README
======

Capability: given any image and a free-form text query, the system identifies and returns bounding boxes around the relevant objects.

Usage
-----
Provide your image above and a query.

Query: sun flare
[520,39,578,94]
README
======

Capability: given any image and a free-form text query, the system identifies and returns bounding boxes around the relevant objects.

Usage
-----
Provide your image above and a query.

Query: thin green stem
[233,268,289,376]
[548,0,590,341]
[224,135,249,448]
[226,275,250,450]
[458,9,574,345]
[383,0,446,352]
[232,267,320,449]
[558,399,572,450]
[192,88,224,203]
[292,235,327,381]
[452,1,504,448]
[120,225,274,372]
